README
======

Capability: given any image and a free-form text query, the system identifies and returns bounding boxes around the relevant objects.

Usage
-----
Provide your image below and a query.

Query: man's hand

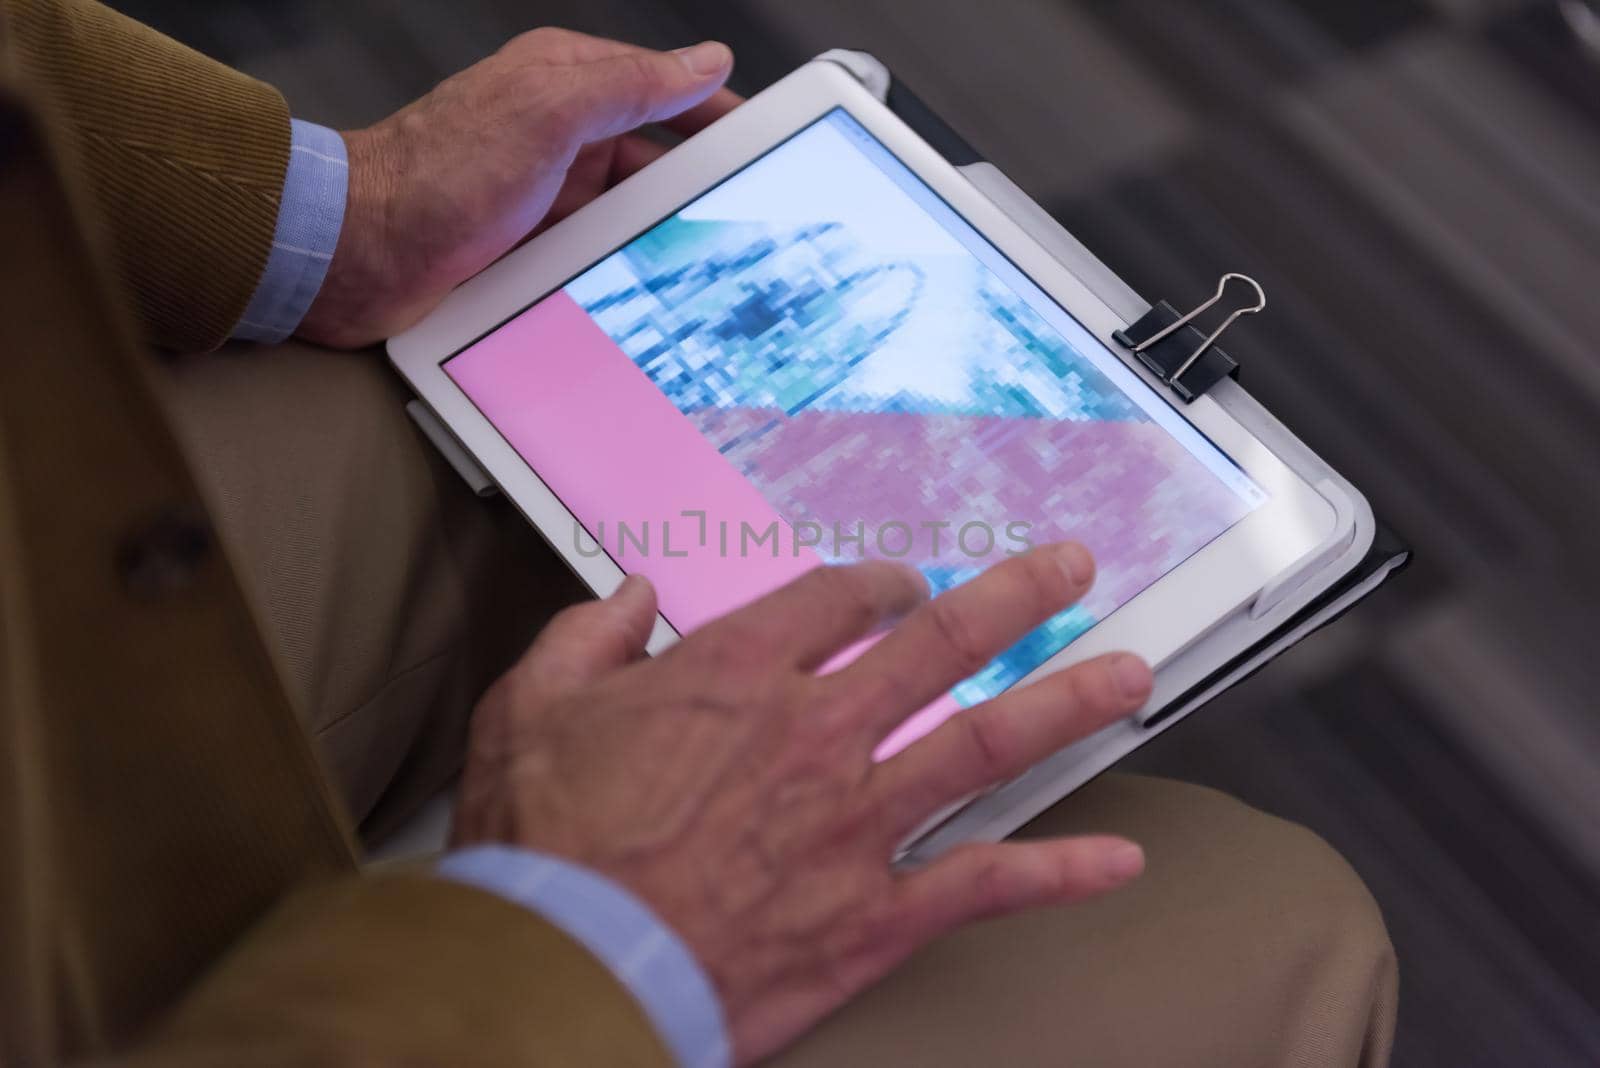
[297,29,737,348]
[453,544,1154,1064]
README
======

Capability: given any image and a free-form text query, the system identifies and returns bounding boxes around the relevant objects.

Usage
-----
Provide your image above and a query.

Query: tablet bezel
[388,57,1339,695]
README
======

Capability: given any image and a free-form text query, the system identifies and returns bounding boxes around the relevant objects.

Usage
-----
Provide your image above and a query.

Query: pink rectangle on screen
[445,290,823,635]
[447,289,970,758]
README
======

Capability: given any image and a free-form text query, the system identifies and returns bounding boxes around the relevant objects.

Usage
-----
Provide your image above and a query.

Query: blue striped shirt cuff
[437,846,730,1068]
[233,119,348,342]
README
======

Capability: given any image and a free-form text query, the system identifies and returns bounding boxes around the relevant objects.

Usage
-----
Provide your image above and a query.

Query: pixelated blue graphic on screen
[569,215,1141,427]
[574,215,923,416]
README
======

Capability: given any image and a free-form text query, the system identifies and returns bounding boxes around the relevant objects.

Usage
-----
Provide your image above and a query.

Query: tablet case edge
[820,51,1416,858]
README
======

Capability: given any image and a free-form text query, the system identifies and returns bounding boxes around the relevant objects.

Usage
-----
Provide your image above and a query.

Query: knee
[1033,774,1398,1064]
[1242,811,1398,1064]
[1149,778,1400,1066]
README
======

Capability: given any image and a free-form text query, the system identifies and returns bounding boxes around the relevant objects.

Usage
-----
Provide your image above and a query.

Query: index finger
[827,543,1096,734]
[871,650,1152,840]
[660,87,743,138]
[609,88,744,182]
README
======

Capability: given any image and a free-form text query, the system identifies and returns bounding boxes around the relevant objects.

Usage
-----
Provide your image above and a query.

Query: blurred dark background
[117,0,1600,1062]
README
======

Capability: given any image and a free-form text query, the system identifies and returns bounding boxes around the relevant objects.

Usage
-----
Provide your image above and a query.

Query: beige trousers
[160,341,1398,1068]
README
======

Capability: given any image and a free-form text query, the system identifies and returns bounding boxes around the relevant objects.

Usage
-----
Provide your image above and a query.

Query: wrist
[297,126,401,348]
[438,846,731,1068]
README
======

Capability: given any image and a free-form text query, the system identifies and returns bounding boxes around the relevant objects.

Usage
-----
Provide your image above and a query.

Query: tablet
[389,56,1342,756]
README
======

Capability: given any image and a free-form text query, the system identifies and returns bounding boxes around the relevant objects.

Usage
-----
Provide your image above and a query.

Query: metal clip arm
[1113,274,1266,402]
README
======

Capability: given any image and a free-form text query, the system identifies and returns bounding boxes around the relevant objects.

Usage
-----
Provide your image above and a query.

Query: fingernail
[1105,842,1145,883]
[675,41,731,77]
[1053,542,1094,587]
[1111,653,1153,701]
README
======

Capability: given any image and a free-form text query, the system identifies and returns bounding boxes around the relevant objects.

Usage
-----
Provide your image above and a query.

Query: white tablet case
[402,49,1410,861]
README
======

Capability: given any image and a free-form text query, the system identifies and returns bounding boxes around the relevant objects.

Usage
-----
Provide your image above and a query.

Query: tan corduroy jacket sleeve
[1,0,286,351]
[0,1,674,1064]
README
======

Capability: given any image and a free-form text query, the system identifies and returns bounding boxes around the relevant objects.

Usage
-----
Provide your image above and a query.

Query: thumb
[513,574,659,693]
[559,42,733,144]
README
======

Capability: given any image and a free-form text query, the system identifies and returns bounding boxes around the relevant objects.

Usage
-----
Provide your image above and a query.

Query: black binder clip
[1112,274,1266,403]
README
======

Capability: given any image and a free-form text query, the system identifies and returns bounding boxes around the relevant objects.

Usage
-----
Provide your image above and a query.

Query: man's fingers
[557,43,733,144]
[609,88,743,181]
[893,836,1144,946]
[455,577,655,845]
[690,561,930,672]
[660,87,744,138]
[512,574,658,693]
[830,543,1096,731]
[872,652,1152,837]
[611,135,672,181]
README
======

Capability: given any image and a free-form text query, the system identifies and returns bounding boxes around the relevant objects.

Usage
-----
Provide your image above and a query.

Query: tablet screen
[444,108,1266,752]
